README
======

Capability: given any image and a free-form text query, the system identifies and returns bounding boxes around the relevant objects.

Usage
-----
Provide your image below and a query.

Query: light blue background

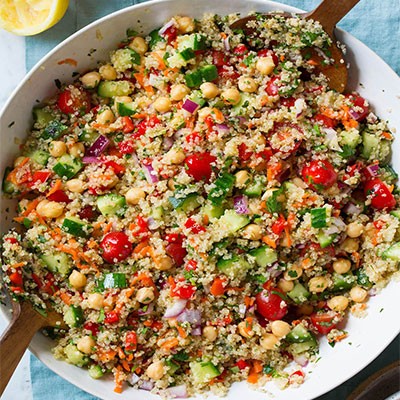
[26,1,400,399]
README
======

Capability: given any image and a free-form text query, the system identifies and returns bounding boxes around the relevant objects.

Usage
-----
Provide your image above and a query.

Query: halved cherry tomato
[269,123,303,156]
[125,331,138,351]
[211,50,229,67]
[233,44,248,55]
[364,178,396,210]
[163,25,177,44]
[217,65,240,82]
[271,215,287,235]
[57,88,91,115]
[78,205,99,221]
[314,113,337,128]
[257,49,279,65]
[105,310,120,324]
[310,311,339,335]
[166,242,187,266]
[121,116,134,133]
[100,232,132,263]
[135,116,160,138]
[184,218,206,234]
[301,159,337,191]
[184,152,217,182]
[238,143,253,161]
[83,321,100,336]
[29,171,51,187]
[170,278,196,299]
[235,359,250,370]
[255,288,288,321]
[47,190,71,203]
[265,76,280,96]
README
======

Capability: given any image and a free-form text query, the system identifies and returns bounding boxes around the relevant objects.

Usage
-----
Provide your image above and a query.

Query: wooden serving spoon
[230,0,361,93]
[0,296,65,396]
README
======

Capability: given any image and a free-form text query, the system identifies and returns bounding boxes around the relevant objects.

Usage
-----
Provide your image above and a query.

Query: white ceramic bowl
[1,1,400,399]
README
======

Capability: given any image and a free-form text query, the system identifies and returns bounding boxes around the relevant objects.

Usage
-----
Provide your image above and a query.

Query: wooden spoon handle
[0,303,44,396]
[305,0,361,34]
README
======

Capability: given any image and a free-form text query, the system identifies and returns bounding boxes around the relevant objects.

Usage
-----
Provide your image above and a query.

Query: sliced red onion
[191,326,202,336]
[349,108,362,121]
[128,373,140,385]
[138,302,154,316]
[163,136,174,151]
[176,309,201,326]
[365,164,380,178]
[267,262,283,279]
[368,287,377,297]
[147,217,158,231]
[223,36,230,51]
[82,156,102,164]
[331,217,346,230]
[142,163,159,183]
[214,124,230,135]
[323,225,340,235]
[343,202,362,216]
[159,20,175,36]
[165,385,188,398]
[163,299,187,318]
[86,135,110,157]
[139,380,155,391]
[182,99,199,114]
[293,354,309,367]
[233,195,249,215]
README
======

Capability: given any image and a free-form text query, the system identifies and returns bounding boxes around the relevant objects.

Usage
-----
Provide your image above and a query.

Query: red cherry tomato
[171,281,196,299]
[269,123,303,156]
[9,271,23,287]
[47,190,71,203]
[212,50,229,67]
[280,97,296,108]
[255,288,288,321]
[238,143,253,162]
[271,215,287,235]
[184,152,217,182]
[265,76,279,96]
[314,113,337,128]
[78,205,99,221]
[83,321,100,336]
[184,217,206,234]
[364,178,396,210]
[348,95,369,121]
[310,311,339,335]
[100,232,132,263]
[166,242,187,266]
[135,116,160,138]
[235,359,250,370]
[217,65,240,82]
[105,310,120,324]
[163,25,177,44]
[118,139,135,154]
[301,159,338,191]
[257,49,279,65]
[57,88,91,115]
[233,44,248,55]
[125,331,138,351]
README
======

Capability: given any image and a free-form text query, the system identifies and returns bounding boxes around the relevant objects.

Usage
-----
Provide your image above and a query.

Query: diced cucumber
[148,28,165,49]
[189,90,206,108]
[310,208,328,228]
[356,268,372,288]
[208,173,235,205]
[287,283,310,304]
[179,48,195,61]
[2,167,18,194]
[33,107,55,126]
[64,305,84,328]
[217,254,251,277]
[27,149,50,166]
[185,70,203,88]
[88,364,104,379]
[97,193,126,217]
[64,343,88,367]
[41,120,68,140]
[116,101,136,116]
[190,361,220,384]
[382,242,400,260]
[53,154,83,179]
[243,176,265,198]
[316,231,335,248]
[62,217,91,238]
[265,187,284,214]
[166,52,187,69]
[78,130,98,144]
[289,338,317,354]
[41,252,71,276]
[231,93,251,116]
[286,324,315,343]
[361,131,380,159]
[102,273,127,289]
[332,273,356,292]
[249,246,277,267]
[152,206,164,220]
[165,359,180,375]
[177,33,207,52]
[199,65,218,82]
[97,81,133,98]
[169,192,201,212]
[219,210,250,234]
[202,203,224,220]
[340,129,361,149]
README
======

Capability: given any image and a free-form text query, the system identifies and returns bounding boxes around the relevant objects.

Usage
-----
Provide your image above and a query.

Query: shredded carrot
[151,51,166,70]
[220,32,227,39]
[21,198,40,217]
[247,371,260,384]
[113,366,124,394]
[118,347,126,359]
[160,337,179,351]
[177,325,188,339]
[46,179,62,198]
[352,251,361,268]
[334,332,348,342]
[301,258,312,269]
[307,59,319,66]
[133,72,154,94]
[244,296,254,308]
[10,262,26,269]
[185,116,195,129]
[253,360,263,373]
[212,108,225,123]
[6,157,30,185]
[262,236,277,249]
[242,317,253,335]
[210,277,226,296]
[203,214,210,225]
[103,221,113,234]
[382,131,393,140]
[131,113,148,119]
[280,55,285,62]
[59,292,72,305]
[283,226,292,247]
[98,349,117,362]
[13,216,25,223]
[267,162,282,182]
[121,360,130,372]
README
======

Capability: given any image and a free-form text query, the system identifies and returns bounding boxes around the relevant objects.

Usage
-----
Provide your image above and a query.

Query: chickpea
[200,82,220,99]
[170,84,190,101]
[96,109,115,125]
[197,107,212,122]
[176,16,195,33]
[69,270,87,289]
[49,141,67,157]
[327,295,349,312]
[203,326,218,341]
[238,76,258,93]
[14,156,27,167]
[129,36,148,55]
[80,71,101,88]
[36,200,64,218]
[237,321,254,338]
[66,179,85,193]
[256,56,275,75]
[341,238,359,253]
[260,333,279,350]
[292,177,307,189]
[153,97,172,113]
[125,187,146,205]
[242,224,262,240]
[99,64,117,81]
[332,258,351,274]
[235,170,250,188]
[284,265,303,281]
[168,179,176,191]
[146,361,165,380]
[350,286,368,303]
[346,221,364,238]
[308,276,329,293]
[252,133,267,146]
[270,320,291,338]
[136,287,155,304]
[277,278,294,293]
[69,142,85,158]
[154,255,174,270]
[221,88,241,105]
[164,148,185,165]
[87,293,104,310]
[77,336,96,354]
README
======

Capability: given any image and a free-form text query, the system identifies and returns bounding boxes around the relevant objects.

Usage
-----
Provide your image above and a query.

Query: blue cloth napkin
[26,0,400,399]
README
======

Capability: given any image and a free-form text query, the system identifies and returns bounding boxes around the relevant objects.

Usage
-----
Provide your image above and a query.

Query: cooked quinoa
[1,12,400,397]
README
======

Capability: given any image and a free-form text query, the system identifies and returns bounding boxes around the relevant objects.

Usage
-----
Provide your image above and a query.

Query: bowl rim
[0,1,399,399]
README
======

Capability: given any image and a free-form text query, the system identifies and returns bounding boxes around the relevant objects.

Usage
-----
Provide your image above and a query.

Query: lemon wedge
[0,0,69,36]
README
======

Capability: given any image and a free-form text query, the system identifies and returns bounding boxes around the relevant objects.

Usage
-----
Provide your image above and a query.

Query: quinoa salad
[1,12,400,398]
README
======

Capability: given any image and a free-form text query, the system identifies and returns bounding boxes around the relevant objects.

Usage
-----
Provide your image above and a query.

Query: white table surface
[0,30,32,400]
